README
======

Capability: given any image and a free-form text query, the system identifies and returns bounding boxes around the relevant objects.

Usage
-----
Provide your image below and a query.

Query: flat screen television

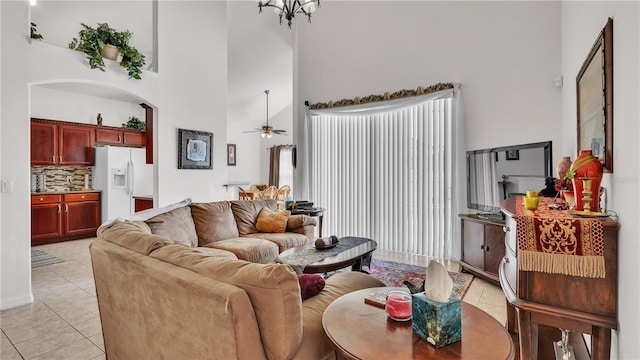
[466,141,552,217]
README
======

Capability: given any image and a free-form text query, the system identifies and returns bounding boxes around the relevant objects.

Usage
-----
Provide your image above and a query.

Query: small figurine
[97,113,103,126]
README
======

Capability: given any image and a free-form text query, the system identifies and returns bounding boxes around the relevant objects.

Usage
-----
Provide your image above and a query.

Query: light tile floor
[1,239,506,359]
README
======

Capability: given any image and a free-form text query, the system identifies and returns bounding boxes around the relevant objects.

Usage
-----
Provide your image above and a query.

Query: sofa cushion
[193,246,238,259]
[231,199,278,235]
[204,237,279,264]
[256,208,291,233]
[98,221,172,256]
[190,202,240,246]
[145,207,198,247]
[298,274,325,300]
[246,232,310,253]
[149,247,303,360]
[293,272,386,360]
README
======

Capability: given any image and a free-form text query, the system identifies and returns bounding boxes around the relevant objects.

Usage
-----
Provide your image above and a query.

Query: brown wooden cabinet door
[123,130,145,147]
[484,224,505,276]
[64,201,100,236]
[95,128,124,145]
[31,122,57,165]
[59,125,95,165]
[462,220,485,270]
[31,203,63,241]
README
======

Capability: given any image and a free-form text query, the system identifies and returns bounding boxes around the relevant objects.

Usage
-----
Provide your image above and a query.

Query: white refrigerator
[93,145,153,223]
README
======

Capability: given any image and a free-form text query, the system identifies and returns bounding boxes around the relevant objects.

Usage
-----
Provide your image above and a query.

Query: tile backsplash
[31,166,92,192]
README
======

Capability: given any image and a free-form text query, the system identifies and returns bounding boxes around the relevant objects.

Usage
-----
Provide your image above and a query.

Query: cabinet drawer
[64,193,100,202]
[31,194,62,204]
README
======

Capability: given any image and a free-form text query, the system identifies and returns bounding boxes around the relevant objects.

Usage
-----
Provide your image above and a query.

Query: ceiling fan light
[266,133,273,139]
[261,132,267,138]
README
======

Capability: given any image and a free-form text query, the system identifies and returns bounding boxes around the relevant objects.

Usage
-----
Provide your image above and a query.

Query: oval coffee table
[277,237,377,274]
[322,287,515,360]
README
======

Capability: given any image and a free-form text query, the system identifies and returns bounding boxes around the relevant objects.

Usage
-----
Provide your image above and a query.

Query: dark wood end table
[322,287,515,360]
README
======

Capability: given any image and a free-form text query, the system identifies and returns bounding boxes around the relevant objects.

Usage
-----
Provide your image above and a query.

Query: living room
[1,1,639,359]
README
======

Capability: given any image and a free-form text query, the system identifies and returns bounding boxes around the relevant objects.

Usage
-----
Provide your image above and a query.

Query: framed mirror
[576,17,613,172]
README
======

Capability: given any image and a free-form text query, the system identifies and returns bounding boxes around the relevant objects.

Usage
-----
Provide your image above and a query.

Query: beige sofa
[124,199,317,264]
[91,201,385,359]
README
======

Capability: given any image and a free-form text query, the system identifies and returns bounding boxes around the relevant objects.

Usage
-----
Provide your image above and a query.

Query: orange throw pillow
[256,208,291,233]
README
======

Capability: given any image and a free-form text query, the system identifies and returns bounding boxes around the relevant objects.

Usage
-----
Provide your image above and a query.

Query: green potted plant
[30,22,43,40]
[122,116,145,131]
[68,23,146,80]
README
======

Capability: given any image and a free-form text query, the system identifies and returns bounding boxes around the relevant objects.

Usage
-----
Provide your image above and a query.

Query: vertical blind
[308,89,461,259]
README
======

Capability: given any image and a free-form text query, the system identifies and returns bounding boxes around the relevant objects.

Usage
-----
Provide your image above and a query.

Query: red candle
[386,291,412,321]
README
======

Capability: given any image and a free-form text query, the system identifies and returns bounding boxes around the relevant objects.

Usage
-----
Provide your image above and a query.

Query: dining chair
[238,187,251,201]
[276,185,291,210]
[261,186,279,200]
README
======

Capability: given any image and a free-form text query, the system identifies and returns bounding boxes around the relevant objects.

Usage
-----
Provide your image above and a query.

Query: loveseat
[91,199,385,359]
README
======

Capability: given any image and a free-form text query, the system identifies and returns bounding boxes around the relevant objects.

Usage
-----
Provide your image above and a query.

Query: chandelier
[256,0,320,28]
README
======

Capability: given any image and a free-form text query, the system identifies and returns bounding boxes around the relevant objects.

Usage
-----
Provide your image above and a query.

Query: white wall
[560,2,640,358]
[227,1,294,187]
[297,1,562,152]
[155,1,229,205]
[0,0,233,309]
[31,86,144,126]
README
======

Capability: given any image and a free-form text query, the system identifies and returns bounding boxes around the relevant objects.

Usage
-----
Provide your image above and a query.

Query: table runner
[277,237,370,274]
[515,196,605,278]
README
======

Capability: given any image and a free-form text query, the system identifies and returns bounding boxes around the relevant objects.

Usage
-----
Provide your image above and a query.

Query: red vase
[572,150,603,212]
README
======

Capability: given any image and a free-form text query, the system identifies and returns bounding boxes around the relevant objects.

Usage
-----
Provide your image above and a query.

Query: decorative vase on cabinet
[570,150,603,212]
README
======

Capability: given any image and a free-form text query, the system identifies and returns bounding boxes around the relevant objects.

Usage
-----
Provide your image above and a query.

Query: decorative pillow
[298,274,325,300]
[255,208,291,233]
[145,206,198,247]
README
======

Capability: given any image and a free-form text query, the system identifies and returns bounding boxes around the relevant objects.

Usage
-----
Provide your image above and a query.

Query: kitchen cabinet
[459,214,505,284]
[31,192,101,245]
[59,125,94,165]
[95,127,145,147]
[31,119,95,165]
[133,196,153,212]
[31,122,57,165]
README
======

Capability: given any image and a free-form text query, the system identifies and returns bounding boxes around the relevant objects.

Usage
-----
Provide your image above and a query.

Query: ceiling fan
[244,89,286,138]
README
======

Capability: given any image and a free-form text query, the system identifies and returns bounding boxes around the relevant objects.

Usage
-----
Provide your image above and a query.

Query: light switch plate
[1,180,14,193]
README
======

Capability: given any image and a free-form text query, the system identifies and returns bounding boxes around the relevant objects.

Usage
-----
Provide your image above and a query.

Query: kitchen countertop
[132,195,153,200]
[31,189,102,195]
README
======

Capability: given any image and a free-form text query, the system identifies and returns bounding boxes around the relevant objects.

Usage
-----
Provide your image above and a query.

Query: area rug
[31,249,65,268]
[366,259,474,300]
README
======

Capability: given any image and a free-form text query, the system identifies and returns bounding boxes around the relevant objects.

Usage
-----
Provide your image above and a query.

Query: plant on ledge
[68,23,146,80]
[122,116,145,131]
[30,22,43,40]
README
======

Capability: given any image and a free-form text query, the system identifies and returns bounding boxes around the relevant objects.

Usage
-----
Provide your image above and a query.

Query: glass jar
[385,290,412,321]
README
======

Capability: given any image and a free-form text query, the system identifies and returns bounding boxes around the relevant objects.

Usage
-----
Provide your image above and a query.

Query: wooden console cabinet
[459,214,505,284]
[31,192,101,245]
[499,197,618,360]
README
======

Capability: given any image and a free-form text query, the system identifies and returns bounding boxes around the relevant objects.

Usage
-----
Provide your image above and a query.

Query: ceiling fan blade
[273,130,287,134]
[242,130,261,133]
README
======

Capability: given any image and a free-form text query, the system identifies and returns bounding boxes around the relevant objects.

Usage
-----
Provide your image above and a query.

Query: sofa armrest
[286,215,317,230]
[287,215,317,242]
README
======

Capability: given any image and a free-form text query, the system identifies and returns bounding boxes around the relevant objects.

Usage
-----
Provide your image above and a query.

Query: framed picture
[506,150,519,161]
[178,128,213,169]
[577,17,613,172]
[227,144,236,166]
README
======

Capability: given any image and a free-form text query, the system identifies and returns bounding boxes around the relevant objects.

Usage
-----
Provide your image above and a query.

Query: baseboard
[0,293,34,310]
